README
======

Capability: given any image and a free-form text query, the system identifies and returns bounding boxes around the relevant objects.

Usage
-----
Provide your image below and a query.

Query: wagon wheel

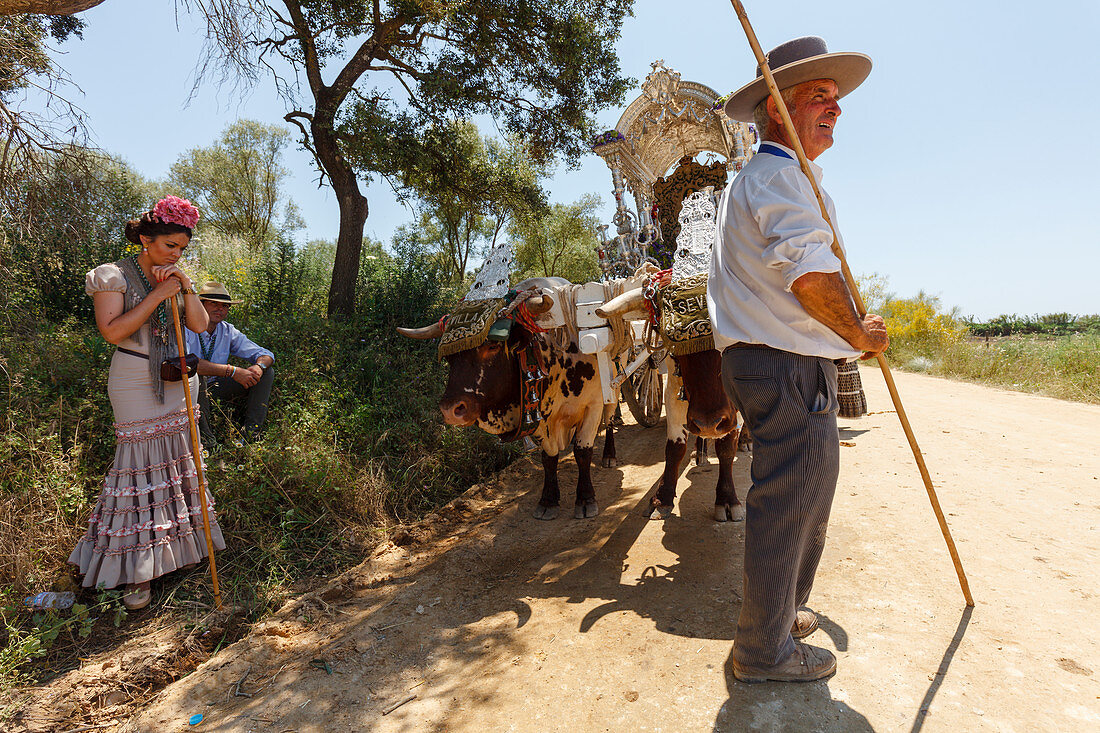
[622,350,664,427]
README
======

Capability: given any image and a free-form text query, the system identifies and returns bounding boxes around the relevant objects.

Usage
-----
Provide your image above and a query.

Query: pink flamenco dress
[69,261,225,590]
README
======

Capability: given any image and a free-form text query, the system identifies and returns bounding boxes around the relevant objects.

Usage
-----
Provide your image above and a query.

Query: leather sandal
[732,642,837,683]
[123,582,151,610]
[791,608,820,639]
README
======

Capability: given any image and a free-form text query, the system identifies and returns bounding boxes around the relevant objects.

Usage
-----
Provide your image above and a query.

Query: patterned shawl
[115,257,181,403]
[438,298,508,359]
[657,272,714,356]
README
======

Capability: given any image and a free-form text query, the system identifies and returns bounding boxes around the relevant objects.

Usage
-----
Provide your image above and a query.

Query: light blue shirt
[186,321,274,383]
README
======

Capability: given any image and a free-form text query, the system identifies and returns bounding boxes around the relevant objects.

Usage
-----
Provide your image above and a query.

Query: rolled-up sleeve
[751,168,842,291]
[226,324,274,364]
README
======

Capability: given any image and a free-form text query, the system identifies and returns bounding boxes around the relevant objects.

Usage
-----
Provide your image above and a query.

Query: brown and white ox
[398,279,615,521]
[598,289,746,522]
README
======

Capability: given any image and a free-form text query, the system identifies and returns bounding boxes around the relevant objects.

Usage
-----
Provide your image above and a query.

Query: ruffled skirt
[69,349,226,589]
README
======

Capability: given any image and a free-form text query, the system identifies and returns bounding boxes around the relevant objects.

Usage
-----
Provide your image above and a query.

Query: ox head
[598,286,736,438]
[397,291,555,433]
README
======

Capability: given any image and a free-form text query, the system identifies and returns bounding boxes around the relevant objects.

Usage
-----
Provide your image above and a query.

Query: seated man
[187,282,275,445]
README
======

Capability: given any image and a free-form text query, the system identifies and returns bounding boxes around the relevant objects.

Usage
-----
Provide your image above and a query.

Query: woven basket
[836,359,867,418]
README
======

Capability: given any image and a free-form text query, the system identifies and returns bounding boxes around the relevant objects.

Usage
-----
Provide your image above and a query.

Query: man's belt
[723,342,774,352]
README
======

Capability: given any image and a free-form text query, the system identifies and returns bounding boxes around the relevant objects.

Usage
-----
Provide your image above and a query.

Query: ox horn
[523,291,555,316]
[595,287,646,319]
[396,321,444,339]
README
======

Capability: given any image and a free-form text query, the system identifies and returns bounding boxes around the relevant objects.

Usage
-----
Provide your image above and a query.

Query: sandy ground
[107,367,1100,732]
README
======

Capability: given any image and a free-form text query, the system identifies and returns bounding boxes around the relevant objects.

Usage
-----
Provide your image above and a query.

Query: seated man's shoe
[791,608,819,639]
[732,642,836,683]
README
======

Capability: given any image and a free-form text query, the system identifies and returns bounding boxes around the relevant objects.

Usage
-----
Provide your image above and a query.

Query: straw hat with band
[723,36,872,123]
[197,282,243,304]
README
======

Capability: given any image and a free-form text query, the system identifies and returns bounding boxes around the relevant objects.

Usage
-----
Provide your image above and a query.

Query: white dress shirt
[707,141,861,360]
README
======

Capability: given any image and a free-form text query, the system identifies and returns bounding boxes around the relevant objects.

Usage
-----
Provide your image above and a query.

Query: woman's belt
[116,347,149,360]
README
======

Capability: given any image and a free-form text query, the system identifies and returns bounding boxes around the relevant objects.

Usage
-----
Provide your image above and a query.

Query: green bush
[879,291,966,361]
[0,150,150,324]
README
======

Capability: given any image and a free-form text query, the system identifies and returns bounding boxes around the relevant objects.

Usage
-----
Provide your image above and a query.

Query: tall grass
[924,334,1100,404]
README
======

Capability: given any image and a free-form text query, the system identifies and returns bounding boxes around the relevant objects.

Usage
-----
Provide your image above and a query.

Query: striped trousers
[721,345,840,668]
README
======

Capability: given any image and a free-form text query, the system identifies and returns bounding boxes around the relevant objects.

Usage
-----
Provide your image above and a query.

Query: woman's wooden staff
[170,294,223,610]
[727,0,974,607]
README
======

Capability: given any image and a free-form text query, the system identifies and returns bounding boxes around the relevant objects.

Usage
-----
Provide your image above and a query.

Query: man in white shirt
[186,282,276,445]
[708,37,889,683]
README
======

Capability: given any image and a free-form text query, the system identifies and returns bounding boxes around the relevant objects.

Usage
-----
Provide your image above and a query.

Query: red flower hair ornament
[152,196,200,229]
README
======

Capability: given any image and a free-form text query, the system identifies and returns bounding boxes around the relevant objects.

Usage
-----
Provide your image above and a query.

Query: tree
[0,1,105,14]
[388,120,546,281]
[169,119,294,249]
[0,13,87,223]
[1,147,148,320]
[511,194,602,285]
[187,0,633,316]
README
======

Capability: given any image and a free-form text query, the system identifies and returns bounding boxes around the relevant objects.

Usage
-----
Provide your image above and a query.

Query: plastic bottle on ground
[23,591,76,610]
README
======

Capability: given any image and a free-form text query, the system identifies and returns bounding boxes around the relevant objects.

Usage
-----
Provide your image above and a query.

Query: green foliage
[855,274,1099,403]
[915,334,1100,404]
[0,149,149,323]
[511,194,603,284]
[0,14,83,100]
[879,291,966,358]
[365,120,548,281]
[169,119,296,249]
[0,230,516,685]
[193,0,635,314]
[964,313,1100,337]
[0,589,125,689]
[855,272,894,315]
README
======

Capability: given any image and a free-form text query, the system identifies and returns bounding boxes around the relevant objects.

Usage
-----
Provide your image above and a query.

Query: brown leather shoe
[791,608,819,639]
[732,642,837,683]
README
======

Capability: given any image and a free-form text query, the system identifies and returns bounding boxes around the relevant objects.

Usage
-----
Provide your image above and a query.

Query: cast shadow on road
[212,420,865,730]
[839,426,871,440]
[909,605,973,733]
[573,442,754,640]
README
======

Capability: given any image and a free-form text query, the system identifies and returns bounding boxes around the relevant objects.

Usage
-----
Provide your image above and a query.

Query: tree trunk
[0,0,106,13]
[312,118,367,317]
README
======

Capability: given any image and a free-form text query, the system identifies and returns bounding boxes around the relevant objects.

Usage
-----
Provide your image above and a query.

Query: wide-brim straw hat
[197,281,243,304]
[723,36,872,122]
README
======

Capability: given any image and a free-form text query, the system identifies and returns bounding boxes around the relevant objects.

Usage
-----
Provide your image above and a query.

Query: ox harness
[452,289,547,444]
[497,291,549,443]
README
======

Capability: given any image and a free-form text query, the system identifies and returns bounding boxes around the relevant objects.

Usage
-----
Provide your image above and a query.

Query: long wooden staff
[170,294,223,610]
[728,0,974,607]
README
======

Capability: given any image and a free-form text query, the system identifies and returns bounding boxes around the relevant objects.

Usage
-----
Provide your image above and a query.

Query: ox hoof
[715,504,746,522]
[601,455,618,468]
[574,501,599,519]
[533,504,560,521]
[646,498,673,520]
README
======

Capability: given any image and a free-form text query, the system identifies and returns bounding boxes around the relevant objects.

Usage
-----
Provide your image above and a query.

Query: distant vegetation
[857,274,1100,404]
[963,313,1100,338]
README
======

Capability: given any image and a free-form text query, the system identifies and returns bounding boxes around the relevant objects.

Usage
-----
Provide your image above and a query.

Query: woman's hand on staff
[151,264,193,292]
[151,276,183,303]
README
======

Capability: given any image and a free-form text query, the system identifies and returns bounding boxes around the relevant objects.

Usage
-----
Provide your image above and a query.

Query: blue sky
[28,0,1100,319]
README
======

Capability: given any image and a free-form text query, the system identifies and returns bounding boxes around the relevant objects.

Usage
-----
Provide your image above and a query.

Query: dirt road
[120,367,1100,732]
